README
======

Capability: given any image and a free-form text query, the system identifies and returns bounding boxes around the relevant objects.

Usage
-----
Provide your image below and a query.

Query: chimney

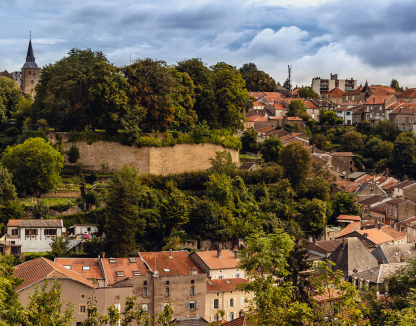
[373,97,375,104]
[343,238,348,249]
[375,220,378,229]
[169,249,172,258]
[190,268,197,275]
[313,238,317,244]
[378,259,384,265]
[401,256,405,263]
[308,236,313,243]
[102,252,105,259]
[234,250,239,258]
[217,248,222,258]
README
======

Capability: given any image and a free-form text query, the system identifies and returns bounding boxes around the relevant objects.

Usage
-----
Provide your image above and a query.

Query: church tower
[21,36,41,96]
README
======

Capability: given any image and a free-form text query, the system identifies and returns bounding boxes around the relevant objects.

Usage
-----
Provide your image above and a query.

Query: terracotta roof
[256,126,276,133]
[207,278,248,292]
[382,181,398,190]
[394,180,416,189]
[327,88,346,97]
[358,195,385,206]
[252,102,266,106]
[397,216,416,228]
[344,184,359,193]
[357,229,394,245]
[386,198,405,205]
[357,175,375,184]
[286,117,303,121]
[353,107,364,114]
[101,257,148,286]
[307,239,343,253]
[279,132,303,141]
[304,100,319,109]
[222,315,251,326]
[369,203,387,214]
[7,219,63,228]
[0,70,14,80]
[140,251,206,277]
[263,92,282,100]
[332,152,354,156]
[390,103,416,115]
[380,225,407,241]
[397,88,416,98]
[365,95,395,105]
[292,89,299,95]
[336,221,360,238]
[14,257,95,292]
[246,115,268,122]
[273,103,287,111]
[54,258,104,280]
[372,243,416,263]
[313,290,343,303]
[269,116,283,120]
[193,249,240,270]
[249,92,266,99]
[337,215,361,221]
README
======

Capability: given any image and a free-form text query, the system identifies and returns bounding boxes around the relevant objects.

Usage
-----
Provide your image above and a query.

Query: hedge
[54,208,107,228]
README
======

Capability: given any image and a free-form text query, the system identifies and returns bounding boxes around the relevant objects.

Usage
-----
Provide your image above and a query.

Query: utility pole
[288,65,292,91]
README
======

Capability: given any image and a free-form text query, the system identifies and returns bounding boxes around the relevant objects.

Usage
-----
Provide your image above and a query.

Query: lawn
[18,198,78,208]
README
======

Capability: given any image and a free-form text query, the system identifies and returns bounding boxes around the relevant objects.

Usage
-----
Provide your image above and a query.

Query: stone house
[325,87,346,102]
[389,103,416,133]
[349,263,405,289]
[5,219,64,253]
[362,95,398,126]
[384,198,416,229]
[397,88,416,103]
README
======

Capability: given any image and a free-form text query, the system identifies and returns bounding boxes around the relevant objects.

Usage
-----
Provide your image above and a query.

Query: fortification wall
[48,133,239,175]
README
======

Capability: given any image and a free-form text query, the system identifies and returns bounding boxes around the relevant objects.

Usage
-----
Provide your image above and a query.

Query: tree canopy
[243,70,277,92]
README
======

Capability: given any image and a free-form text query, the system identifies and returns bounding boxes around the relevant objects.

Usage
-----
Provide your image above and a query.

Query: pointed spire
[23,34,38,69]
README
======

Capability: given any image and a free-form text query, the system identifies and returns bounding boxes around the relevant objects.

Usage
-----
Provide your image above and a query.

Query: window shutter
[228,299,230,308]
[148,304,152,313]
[211,299,214,310]
[186,301,189,310]
[171,302,174,311]
[219,299,222,308]
[211,315,214,322]
[161,303,164,312]
[227,313,231,322]
[196,300,199,310]
[234,312,237,320]
[232,273,236,278]
[233,298,236,307]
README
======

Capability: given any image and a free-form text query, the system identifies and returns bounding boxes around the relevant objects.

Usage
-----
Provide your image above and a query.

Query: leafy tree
[330,191,361,223]
[312,134,328,151]
[241,129,259,153]
[373,140,394,160]
[390,78,404,92]
[260,135,283,163]
[287,100,306,117]
[283,77,292,91]
[66,143,80,164]
[340,130,364,152]
[299,177,331,202]
[243,70,277,92]
[1,137,64,194]
[372,120,400,142]
[0,76,23,120]
[205,173,235,209]
[391,134,416,178]
[105,166,144,257]
[297,86,319,99]
[320,109,343,125]
[297,198,327,237]
[49,235,71,258]
[356,120,372,135]
[85,190,100,210]
[239,63,258,76]
[210,151,235,174]
[363,136,382,158]
[32,199,49,219]
[279,143,311,189]
[186,199,223,242]
[21,279,75,326]
[161,235,181,251]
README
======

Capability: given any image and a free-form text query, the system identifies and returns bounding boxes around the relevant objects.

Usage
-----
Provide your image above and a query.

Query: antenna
[29,31,31,40]
[288,65,292,91]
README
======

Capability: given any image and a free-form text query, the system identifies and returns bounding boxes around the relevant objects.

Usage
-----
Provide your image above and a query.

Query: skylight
[82,266,90,271]
[63,265,71,270]
[129,257,137,263]
[109,258,116,264]
[116,271,125,277]
[163,268,171,272]
[133,271,141,276]
[225,281,231,284]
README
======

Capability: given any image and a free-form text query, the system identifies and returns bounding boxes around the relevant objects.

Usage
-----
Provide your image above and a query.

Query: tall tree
[243,71,277,92]
[287,100,306,117]
[283,77,292,91]
[390,78,404,92]
[260,135,283,163]
[340,130,364,152]
[372,120,400,142]
[297,86,319,99]
[0,76,23,120]
[330,191,361,223]
[239,63,258,76]
[241,129,259,153]
[279,143,311,189]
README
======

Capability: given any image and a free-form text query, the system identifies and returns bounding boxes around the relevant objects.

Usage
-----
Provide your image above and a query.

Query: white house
[5,219,64,252]
[68,224,99,237]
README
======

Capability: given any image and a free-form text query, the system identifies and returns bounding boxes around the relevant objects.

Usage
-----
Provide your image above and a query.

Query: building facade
[21,38,41,96]
[312,74,357,96]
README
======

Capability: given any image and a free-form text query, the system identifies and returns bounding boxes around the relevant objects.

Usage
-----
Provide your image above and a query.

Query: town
[2,12,416,326]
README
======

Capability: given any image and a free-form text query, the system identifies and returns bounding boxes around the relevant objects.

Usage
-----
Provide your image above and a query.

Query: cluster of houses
[245,77,416,135]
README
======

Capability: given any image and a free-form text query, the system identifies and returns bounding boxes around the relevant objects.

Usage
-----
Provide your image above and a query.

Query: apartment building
[312,74,357,96]
[389,103,416,134]
[362,95,398,126]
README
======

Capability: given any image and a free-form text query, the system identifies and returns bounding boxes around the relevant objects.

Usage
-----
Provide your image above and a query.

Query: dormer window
[129,257,136,263]
[109,258,116,264]
[64,265,71,270]
[133,271,141,276]
[116,271,125,277]
[82,266,90,271]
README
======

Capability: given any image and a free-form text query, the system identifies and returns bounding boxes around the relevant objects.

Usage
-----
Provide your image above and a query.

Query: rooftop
[192,249,240,270]
[7,219,63,228]
[54,258,104,280]
[357,229,394,245]
[101,257,148,286]
[207,278,248,292]
[350,263,406,284]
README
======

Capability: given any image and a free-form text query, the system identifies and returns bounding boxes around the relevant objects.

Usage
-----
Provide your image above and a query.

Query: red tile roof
[256,126,276,133]
[380,225,407,241]
[279,132,303,141]
[14,257,95,292]
[390,102,416,115]
[249,92,266,99]
[366,95,395,105]
[54,258,104,280]
[397,88,416,98]
[252,102,266,106]
[101,257,148,286]
[140,251,206,277]
[337,215,361,221]
[207,278,248,292]
[332,152,354,156]
[269,116,283,120]
[382,181,398,190]
[287,117,303,121]
[292,88,299,95]
[246,115,268,122]
[263,92,282,101]
[273,103,287,111]
[357,229,394,244]
[194,249,240,270]
[327,88,346,97]
[304,100,319,109]
[222,316,251,326]
[335,221,360,238]
[7,219,63,228]
[386,198,405,205]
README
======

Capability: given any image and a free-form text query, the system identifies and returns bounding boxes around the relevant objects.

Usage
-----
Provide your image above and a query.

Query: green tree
[299,177,331,201]
[210,151,235,174]
[32,199,49,219]
[340,130,364,152]
[49,235,71,258]
[243,70,277,92]
[279,143,311,189]
[283,77,292,91]
[312,134,329,151]
[297,86,319,99]
[287,100,306,117]
[239,63,258,76]
[320,109,343,125]
[390,78,404,92]
[1,137,64,194]
[260,135,283,163]
[205,173,234,207]
[363,136,382,158]
[372,120,400,142]
[105,166,144,257]
[21,279,75,326]
[356,120,372,135]
[297,199,327,237]
[373,140,394,160]
[330,191,361,223]
[0,166,24,229]
[67,143,80,164]
[391,134,416,178]
[241,129,259,153]
[0,76,23,120]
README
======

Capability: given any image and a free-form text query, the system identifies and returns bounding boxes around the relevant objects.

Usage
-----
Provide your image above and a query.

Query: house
[389,103,416,133]
[221,315,251,326]
[359,195,386,215]
[349,263,405,289]
[343,82,397,103]
[328,238,378,277]
[397,88,416,103]
[54,258,105,287]
[384,198,416,228]
[304,100,321,122]
[304,239,343,259]
[311,74,357,96]
[5,219,64,252]
[239,162,258,171]
[279,132,310,146]
[325,87,346,102]
[391,180,416,200]
[372,243,416,263]
[14,257,134,326]
[190,249,242,280]
[252,102,266,110]
[397,216,416,242]
[68,224,99,237]
[245,115,270,130]
[331,152,356,174]
[361,95,399,126]
[256,126,276,138]
[354,182,387,201]
[332,105,360,125]
[206,278,251,323]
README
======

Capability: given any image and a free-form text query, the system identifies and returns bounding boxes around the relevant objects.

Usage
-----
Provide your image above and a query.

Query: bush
[85,191,100,207]
[67,143,80,164]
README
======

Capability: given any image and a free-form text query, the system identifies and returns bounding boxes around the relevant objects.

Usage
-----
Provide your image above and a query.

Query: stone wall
[48,133,239,175]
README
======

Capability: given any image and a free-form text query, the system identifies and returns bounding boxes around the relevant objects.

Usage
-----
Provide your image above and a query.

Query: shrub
[67,143,80,164]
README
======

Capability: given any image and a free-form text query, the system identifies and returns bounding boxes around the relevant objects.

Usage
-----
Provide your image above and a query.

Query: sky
[1,0,416,87]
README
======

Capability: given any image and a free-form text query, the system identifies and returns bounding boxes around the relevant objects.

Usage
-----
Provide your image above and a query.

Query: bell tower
[21,33,41,96]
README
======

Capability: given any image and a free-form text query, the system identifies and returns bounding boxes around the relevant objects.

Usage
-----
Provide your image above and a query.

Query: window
[211,315,219,322]
[44,229,57,236]
[25,229,38,236]
[116,271,124,277]
[129,257,136,263]
[241,297,245,306]
[190,286,195,295]
[213,299,219,309]
[165,288,170,296]
[191,280,194,284]
[33,71,36,76]
[11,229,18,236]
[82,266,90,271]
[31,80,34,84]
[29,71,31,76]
[228,313,234,321]
[163,268,170,272]
[63,265,71,270]
[144,281,147,286]
[166,281,169,285]
[190,301,195,311]
[87,227,91,232]
[403,126,406,131]
[133,271,141,276]
[143,288,148,297]
[80,305,86,314]
[229,298,234,307]
[141,304,148,312]
[115,296,120,300]
[109,258,116,264]
[80,294,85,299]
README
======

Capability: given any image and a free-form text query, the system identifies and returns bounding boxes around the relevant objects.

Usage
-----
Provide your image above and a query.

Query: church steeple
[23,35,38,69]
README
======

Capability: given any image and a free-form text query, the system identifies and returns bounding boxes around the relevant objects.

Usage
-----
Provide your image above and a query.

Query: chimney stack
[343,238,348,249]
[401,256,405,263]
[378,259,384,265]
[373,97,375,104]
[169,249,172,258]
[102,252,105,259]
[217,248,222,258]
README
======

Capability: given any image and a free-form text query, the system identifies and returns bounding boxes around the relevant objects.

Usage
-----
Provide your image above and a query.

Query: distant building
[312,74,357,96]
[21,37,41,96]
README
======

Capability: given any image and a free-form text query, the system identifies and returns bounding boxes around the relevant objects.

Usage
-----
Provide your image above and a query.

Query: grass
[239,154,260,160]
[18,198,78,208]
